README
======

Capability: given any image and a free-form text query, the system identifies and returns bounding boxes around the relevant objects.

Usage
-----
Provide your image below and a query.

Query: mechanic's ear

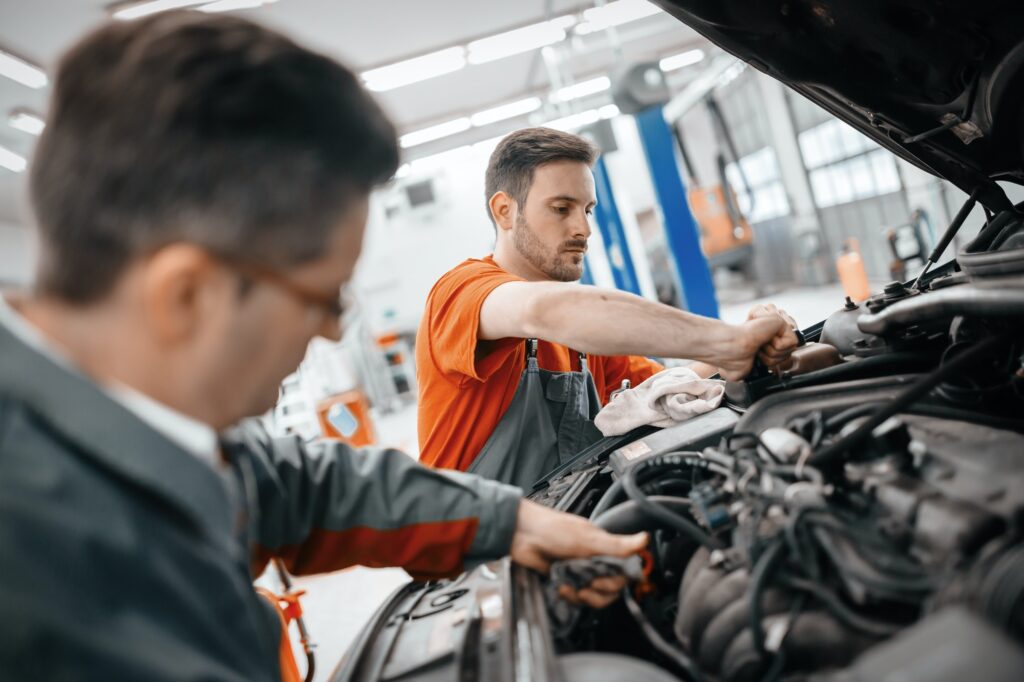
[489,191,515,232]
[141,243,226,344]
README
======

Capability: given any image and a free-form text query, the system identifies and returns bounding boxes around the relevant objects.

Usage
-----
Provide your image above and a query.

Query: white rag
[594,366,726,436]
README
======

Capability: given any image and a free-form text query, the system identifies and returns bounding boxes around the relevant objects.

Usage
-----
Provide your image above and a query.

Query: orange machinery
[835,238,872,302]
[316,389,376,447]
[687,183,754,268]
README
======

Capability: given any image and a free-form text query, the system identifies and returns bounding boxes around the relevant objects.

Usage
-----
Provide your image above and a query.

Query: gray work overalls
[467,339,605,490]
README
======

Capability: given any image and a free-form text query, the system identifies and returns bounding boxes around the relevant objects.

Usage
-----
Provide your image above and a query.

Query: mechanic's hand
[511,500,647,609]
[716,315,789,381]
[746,303,799,369]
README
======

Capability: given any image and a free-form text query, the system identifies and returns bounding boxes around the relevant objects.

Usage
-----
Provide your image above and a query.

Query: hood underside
[655,0,1024,210]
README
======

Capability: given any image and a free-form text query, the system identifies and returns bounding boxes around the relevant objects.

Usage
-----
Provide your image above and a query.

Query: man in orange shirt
[417,128,798,489]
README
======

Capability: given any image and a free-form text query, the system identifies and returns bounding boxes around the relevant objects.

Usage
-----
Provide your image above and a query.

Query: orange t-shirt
[416,255,663,472]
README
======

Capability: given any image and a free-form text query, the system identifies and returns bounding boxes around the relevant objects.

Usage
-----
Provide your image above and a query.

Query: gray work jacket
[0,320,521,680]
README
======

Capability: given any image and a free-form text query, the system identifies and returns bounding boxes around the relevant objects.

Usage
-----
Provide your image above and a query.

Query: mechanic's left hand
[746,303,799,367]
[511,500,648,609]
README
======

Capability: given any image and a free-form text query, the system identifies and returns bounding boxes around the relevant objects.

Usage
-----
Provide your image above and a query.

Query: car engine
[536,210,1024,681]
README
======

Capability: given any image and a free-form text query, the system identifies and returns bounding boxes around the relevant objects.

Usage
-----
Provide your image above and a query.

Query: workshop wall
[356,144,496,338]
[0,221,34,288]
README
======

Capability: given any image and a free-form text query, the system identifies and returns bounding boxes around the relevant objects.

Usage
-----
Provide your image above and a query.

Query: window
[799,119,902,209]
[714,70,790,223]
[725,146,790,222]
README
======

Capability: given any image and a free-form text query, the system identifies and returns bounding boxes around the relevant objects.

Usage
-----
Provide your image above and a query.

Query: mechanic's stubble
[497,160,597,283]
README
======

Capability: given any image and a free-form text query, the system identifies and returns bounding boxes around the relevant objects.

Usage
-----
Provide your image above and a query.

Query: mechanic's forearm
[525,284,739,363]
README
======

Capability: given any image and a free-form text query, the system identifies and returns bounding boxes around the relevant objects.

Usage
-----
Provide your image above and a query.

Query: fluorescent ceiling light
[9,110,44,136]
[576,0,661,35]
[467,16,575,64]
[197,0,277,13]
[472,134,506,153]
[470,97,542,127]
[555,76,610,102]
[111,0,208,20]
[408,145,472,172]
[400,117,472,148]
[660,48,705,72]
[547,109,601,132]
[0,144,27,173]
[546,104,619,132]
[362,47,466,92]
[0,50,48,89]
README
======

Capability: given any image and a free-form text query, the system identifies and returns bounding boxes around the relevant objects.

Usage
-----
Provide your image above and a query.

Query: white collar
[0,294,221,469]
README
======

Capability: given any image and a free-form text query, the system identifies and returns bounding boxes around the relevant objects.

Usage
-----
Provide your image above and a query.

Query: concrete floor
[276,282,851,680]
[719,282,848,327]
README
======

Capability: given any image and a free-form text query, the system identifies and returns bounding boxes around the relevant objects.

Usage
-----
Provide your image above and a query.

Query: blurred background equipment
[835,238,872,303]
[884,209,933,282]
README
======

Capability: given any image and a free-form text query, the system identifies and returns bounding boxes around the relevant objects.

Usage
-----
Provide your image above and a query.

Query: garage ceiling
[0,0,710,224]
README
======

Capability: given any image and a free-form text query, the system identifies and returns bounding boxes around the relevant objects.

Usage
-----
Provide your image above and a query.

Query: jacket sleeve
[226,420,523,581]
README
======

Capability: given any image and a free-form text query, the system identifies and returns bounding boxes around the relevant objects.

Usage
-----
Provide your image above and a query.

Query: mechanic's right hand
[746,303,799,368]
[717,315,790,381]
[510,500,648,609]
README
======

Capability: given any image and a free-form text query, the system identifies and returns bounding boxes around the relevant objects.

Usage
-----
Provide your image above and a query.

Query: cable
[749,539,786,656]
[809,332,1010,467]
[778,574,903,637]
[760,594,808,682]
[592,496,697,535]
[622,587,705,681]
[903,71,979,146]
[622,467,723,549]
[902,116,959,145]
[821,400,1024,436]
[641,477,698,497]
[810,526,936,596]
[589,477,625,520]
[824,403,879,431]
[589,453,704,520]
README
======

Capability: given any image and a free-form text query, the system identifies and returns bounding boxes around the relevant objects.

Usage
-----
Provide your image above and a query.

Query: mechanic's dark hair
[30,11,398,303]
[484,127,598,228]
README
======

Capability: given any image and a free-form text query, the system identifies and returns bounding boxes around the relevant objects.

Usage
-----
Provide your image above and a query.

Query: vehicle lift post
[634,105,720,318]
[591,154,643,296]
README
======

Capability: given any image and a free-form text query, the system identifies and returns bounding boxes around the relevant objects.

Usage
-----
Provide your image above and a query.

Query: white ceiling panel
[0,0,712,223]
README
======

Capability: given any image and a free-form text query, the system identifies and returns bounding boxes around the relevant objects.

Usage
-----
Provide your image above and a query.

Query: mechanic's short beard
[511,213,585,282]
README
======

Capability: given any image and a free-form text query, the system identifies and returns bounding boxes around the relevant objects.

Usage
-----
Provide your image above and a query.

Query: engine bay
[338,209,1024,682]
[533,213,1024,681]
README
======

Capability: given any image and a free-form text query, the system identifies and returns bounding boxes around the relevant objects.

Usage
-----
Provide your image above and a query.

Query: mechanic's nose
[574,209,592,240]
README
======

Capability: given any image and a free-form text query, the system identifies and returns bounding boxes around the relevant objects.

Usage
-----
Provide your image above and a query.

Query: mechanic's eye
[553,205,570,215]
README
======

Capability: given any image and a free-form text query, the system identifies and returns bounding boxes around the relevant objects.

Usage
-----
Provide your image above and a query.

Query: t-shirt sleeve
[599,354,665,404]
[425,262,524,382]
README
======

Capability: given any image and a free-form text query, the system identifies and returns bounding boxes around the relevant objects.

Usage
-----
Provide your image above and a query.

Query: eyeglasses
[222,259,354,325]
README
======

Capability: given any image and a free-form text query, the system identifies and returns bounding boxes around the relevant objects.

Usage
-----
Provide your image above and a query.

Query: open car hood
[654,0,1024,210]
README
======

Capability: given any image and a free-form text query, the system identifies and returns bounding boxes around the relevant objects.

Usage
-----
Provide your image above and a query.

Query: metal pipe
[857,279,1024,334]
[912,188,979,290]
[273,559,316,682]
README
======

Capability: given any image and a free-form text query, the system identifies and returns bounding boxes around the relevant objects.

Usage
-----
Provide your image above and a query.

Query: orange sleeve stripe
[253,517,480,581]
